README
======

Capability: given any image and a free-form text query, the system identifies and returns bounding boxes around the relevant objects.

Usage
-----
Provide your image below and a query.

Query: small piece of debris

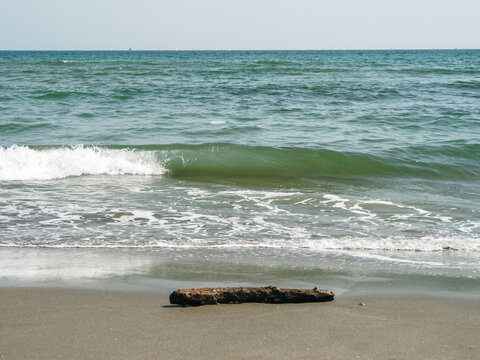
[358,302,365,306]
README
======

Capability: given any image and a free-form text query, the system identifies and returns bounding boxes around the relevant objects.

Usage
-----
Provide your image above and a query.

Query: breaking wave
[0,145,165,181]
[1,143,478,181]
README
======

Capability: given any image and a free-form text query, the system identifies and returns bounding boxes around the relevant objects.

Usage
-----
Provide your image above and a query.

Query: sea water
[0,50,479,294]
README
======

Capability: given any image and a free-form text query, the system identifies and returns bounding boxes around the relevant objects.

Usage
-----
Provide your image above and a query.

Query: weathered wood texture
[169,286,334,306]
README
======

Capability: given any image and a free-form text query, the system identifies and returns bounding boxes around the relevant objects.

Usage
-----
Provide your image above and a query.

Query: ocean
[0,50,479,294]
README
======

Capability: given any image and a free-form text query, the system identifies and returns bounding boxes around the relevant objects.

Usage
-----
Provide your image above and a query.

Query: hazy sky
[1,0,479,50]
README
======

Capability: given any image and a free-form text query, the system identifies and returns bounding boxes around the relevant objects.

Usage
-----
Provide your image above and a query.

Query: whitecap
[0,145,166,181]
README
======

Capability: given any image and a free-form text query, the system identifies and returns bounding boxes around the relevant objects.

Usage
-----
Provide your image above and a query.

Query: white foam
[304,236,480,252]
[323,194,348,202]
[362,200,399,206]
[115,210,159,225]
[458,220,480,233]
[0,145,166,181]
[322,194,349,210]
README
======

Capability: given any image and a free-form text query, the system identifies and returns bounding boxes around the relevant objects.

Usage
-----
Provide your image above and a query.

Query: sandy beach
[1,288,479,359]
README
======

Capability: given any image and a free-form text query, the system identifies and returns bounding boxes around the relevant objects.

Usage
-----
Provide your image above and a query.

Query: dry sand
[1,288,479,359]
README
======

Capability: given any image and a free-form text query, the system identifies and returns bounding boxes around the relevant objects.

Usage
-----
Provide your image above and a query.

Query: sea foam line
[0,145,165,181]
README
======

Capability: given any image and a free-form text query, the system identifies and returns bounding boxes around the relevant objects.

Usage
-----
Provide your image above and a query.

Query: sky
[1,0,479,50]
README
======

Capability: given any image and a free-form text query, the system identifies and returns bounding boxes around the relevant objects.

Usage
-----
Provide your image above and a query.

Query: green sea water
[0,50,479,290]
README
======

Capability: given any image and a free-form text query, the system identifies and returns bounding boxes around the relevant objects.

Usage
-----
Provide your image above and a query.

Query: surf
[1,143,478,181]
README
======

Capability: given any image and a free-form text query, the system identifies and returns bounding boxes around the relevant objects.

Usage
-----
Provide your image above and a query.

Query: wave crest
[0,145,165,181]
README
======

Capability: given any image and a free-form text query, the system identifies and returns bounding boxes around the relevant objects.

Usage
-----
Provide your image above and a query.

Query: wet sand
[1,288,479,359]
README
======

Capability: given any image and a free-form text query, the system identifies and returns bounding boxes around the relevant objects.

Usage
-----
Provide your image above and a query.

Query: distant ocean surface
[1,50,479,287]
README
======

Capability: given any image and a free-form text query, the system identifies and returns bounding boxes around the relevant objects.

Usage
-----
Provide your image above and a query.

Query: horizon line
[1,48,479,52]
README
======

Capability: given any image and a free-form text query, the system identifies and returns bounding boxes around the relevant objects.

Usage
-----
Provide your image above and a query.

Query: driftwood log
[169,286,334,306]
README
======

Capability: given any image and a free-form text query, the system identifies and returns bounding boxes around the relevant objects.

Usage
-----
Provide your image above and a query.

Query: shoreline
[1,287,479,359]
[2,246,479,299]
